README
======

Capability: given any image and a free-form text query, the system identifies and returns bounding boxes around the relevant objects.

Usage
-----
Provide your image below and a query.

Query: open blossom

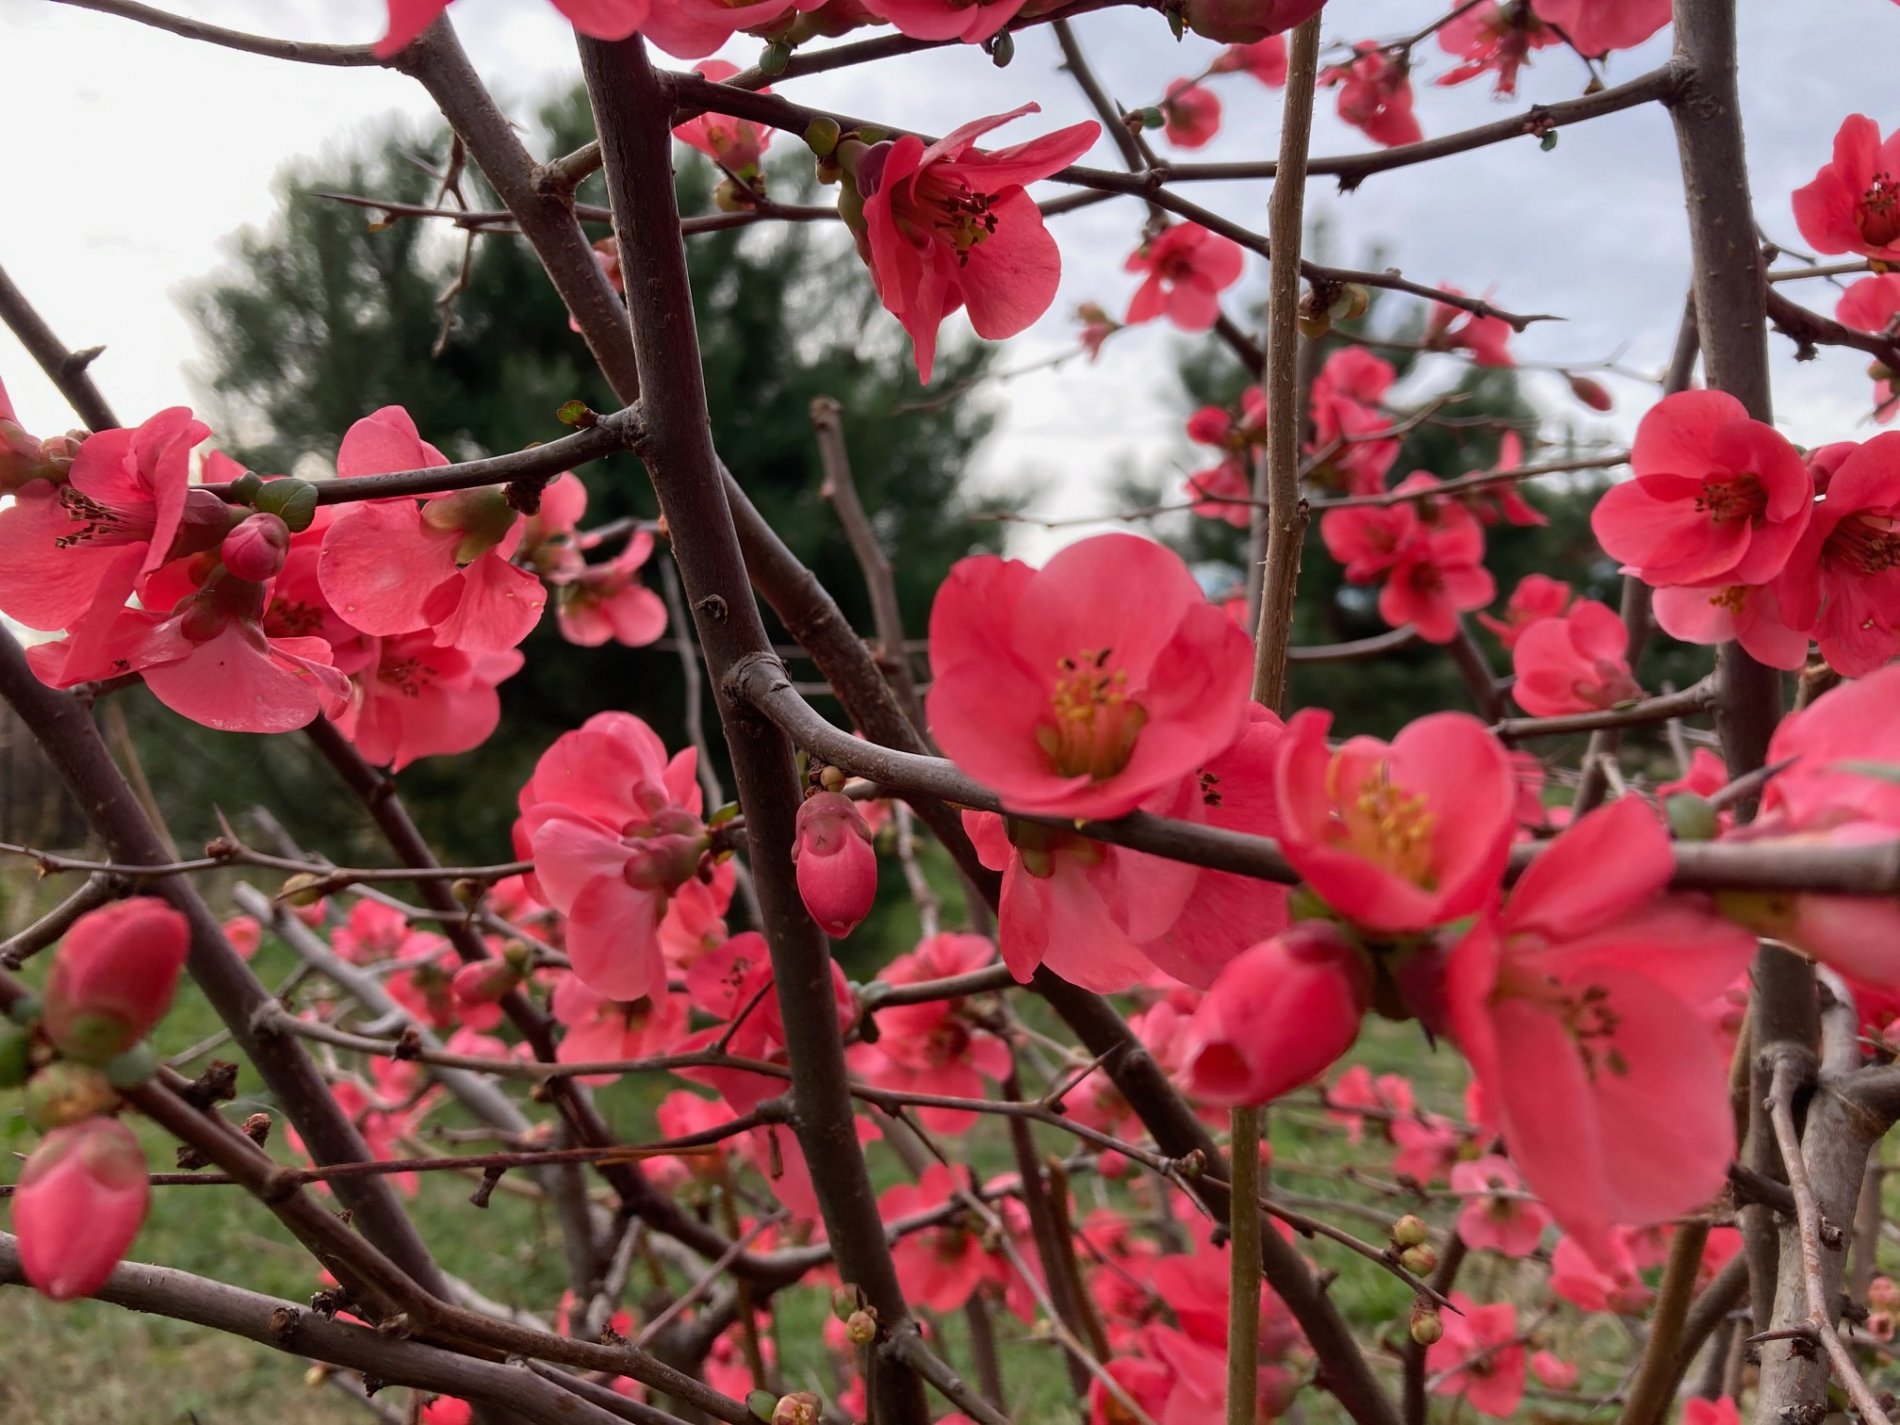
[852,105,1099,384]
[1182,0,1325,43]
[1274,708,1515,933]
[1160,80,1221,149]
[1478,573,1572,649]
[319,407,545,655]
[516,712,707,1002]
[859,0,1029,42]
[1428,1293,1525,1418]
[1774,431,1900,675]
[1452,1155,1550,1257]
[1186,459,1253,527]
[672,61,774,180]
[880,1165,995,1312]
[927,533,1252,820]
[1530,0,1667,54]
[12,1118,151,1301]
[1182,922,1372,1105]
[1651,579,1809,671]
[1793,115,1900,263]
[1124,224,1246,332]
[850,934,1012,1133]
[1510,599,1644,716]
[1836,276,1900,421]
[334,632,523,770]
[555,529,668,648]
[1377,483,1497,643]
[1437,2,1556,95]
[1213,35,1289,85]
[1592,390,1812,588]
[1325,45,1422,149]
[1446,797,1757,1267]
[1425,288,1513,367]
[550,973,688,1086]
[376,0,646,57]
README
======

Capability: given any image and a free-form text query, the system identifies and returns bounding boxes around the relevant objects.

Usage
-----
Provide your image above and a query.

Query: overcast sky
[2,1,1893,558]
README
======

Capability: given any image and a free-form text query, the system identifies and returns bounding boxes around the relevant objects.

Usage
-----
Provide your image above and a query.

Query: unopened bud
[986,30,1014,66]
[771,1392,822,1425]
[452,958,525,1008]
[280,872,329,907]
[24,1062,121,1132]
[13,1117,151,1300]
[1136,106,1166,131]
[818,765,847,793]
[1567,374,1614,411]
[1664,792,1720,843]
[758,40,793,76]
[1409,1304,1443,1345]
[220,512,291,581]
[1392,1215,1429,1248]
[43,899,189,1066]
[845,1308,878,1346]
[831,1284,864,1320]
[793,791,877,938]
[804,116,842,158]
[1400,1243,1438,1276]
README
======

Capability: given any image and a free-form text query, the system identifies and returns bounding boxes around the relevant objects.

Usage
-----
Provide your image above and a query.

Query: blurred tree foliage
[145,86,1005,862]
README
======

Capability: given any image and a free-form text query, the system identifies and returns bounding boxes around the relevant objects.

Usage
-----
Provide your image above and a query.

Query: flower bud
[831,1284,863,1319]
[1409,1303,1443,1346]
[845,1308,878,1346]
[1181,922,1371,1106]
[771,1393,822,1425]
[792,792,877,938]
[220,513,291,581]
[1399,1243,1438,1276]
[1664,792,1721,843]
[1567,374,1614,411]
[253,475,318,533]
[222,914,263,961]
[14,1117,151,1300]
[1181,0,1323,44]
[452,958,525,1008]
[1871,1276,1900,1311]
[804,116,842,157]
[1392,1214,1429,1248]
[42,899,190,1066]
[24,1062,122,1132]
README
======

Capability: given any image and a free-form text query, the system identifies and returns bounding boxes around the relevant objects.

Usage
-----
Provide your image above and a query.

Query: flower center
[1693,473,1767,525]
[902,175,999,264]
[1036,648,1148,784]
[1825,511,1900,574]
[1862,172,1900,248]
[378,656,437,697]
[1330,759,1438,885]
[54,485,149,549]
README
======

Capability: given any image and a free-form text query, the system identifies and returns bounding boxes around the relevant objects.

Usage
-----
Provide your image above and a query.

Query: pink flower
[319,407,545,655]
[1686,1399,1741,1425]
[1428,1293,1525,1418]
[1445,797,1757,1267]
[554,529,668,648]
[1325,1064,1413,1142]
[1478,573,1573,650]
[551,973,688,1086]
[1274,708,1516,933]
[859,0,1028,41]
[1213,36,1289,85]
[1375,479,1497,642]
[1182,922,1372,1106]
[672,62,774,179]
[793,791,877,937]
[1836,276,1900,421]
[854,106,1098,384]
[222,914,262,960]
[1529,0,1668,55]
[376,0,647,57]
[43,899,190,1065]
[1186,459,1254,527]
[1550,1230,1652,1313]
[516,713,707,1001]
[1774,431,1900,675]
[1425,288,1513,366]
[0,377,81,493]
[1510,599,1644,716]
[1651,579,1809,671]
[1325,45,1422,148]
[221,513,290,582]
[1124,224,1246,332]
[1592,390,1813,587]
[1452,1155,1550,1257]
[11,1118,150,1301]
[1530,1351,1578,1390]
[1437,3,1556,95]
[1160,81,1221,149]
[1793,115,1900,263]
[926,533,1253,820]
[850,934,1012,1133]
[1181,0,1325,43]
[639,0,823,61]
[1320,500,1421,582]
[334,632,522,770]
[880,1165,993,1312]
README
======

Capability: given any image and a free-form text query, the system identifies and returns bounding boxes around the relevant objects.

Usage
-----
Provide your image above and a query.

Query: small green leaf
[1539,130,1559,152]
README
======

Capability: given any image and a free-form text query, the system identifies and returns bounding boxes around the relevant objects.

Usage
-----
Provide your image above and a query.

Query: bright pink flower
[1792,115,1900,263]
[1324,1064,1413,1142]
[1213,35,1289,85]
[1437,2,1556,94]
[11,1118,150,1301]
[1593,390,1812,587]
[1189,386,1269,454]
[1182,922,1372,1106]
[334,632,522,770]
[1181,0,1325,43]
[1452,1155,1550,1257]
[1478,573,1572,649]
[320,408,545,654]
[880,1165,993,1311]
[551,973,688,1086]
[516,712,706,1002]
[1463,432,1546,527]
[1837,277,1900,421]
[859,0,1028,41]
[221,513,290,582]
[1275,708,1515,933]
[1425,288,1513,366]
[1510,599,1644,716]
[1529,0,1668,54]
[555,529,668,648]
[1325,45,1422,148]
[1651,579,1810,671]
[850,934,1012,1133]
[1775,431,1900,675]
[639,0,823,60]
[1550,1230,1652,1313]
[1428,1293,1525,1418]
[1320,500,1421,582]
[1686,1399,1741,1425]
[1124,224,1246,332]
[1314,346,1397,409]
[419,1399,473,1425]
[1446,797,1757,1267]
[682,932,859,1117]
[1391,1111,1465,1183]
[927,533,1252,820]
[793,791,877,937]
[672,62,774,179]
[1375,480,1496,642]
[222,914,262,960]
[855,106,1098,384]
[1186,459,1254,527]
[1161,81,1222,149]
[42,899,190,1065]
[375,0,646,57]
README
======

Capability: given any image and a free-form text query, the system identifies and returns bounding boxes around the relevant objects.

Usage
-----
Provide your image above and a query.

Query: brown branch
[1495,677,1715,741]
[1766,285,1900,370]
[1308,452,1627,510]
[47,0,382,64]
[0,260,120,431]
[0,871,125,969]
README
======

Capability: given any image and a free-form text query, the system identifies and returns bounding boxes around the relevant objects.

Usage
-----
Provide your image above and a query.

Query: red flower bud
[220,512,291,581]
[1566,375,1614,411]
[43,899,190,1065]
[451,957,524,1008]
[13,1117,151,1300]
[792,791,877,938]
